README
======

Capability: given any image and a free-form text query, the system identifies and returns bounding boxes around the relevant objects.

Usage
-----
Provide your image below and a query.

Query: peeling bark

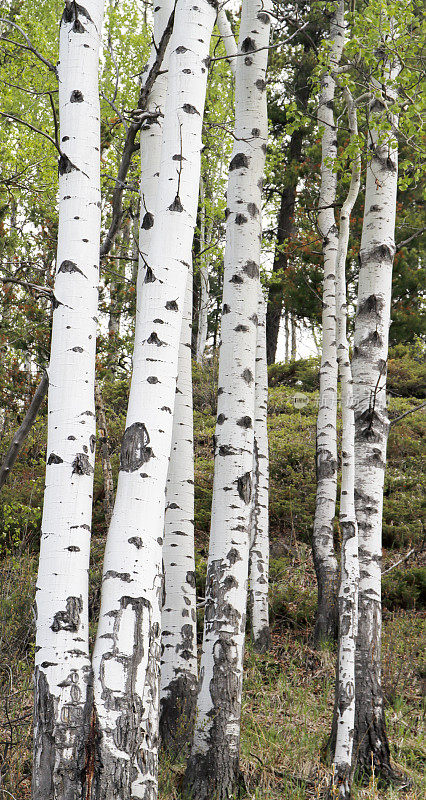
[32,2,104,797]
[312,0,345,646]
[184,4,272,798]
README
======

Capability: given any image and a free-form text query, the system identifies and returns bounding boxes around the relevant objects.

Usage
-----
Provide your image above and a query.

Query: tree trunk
[249,288,270,652]
[94,381,114,528]
[0,372,48,491]
[290,313,297,360]
[352,60,400,782]
[196,176,209,362]
[265,41,316,366]
[330,88,361,800]
[284,309,289,363]
[183,4,272,798]
[91,2,217,797]
[160,269,198,755]
[312,0,345,646]
[32,2,104,798]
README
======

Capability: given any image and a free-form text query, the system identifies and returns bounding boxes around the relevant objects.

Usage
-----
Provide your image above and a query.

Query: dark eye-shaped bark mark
[237,471,252,504]
[58,260,85,276]
[147,331,165,346]
[48,453,63,465]
[142,212,154,230]
[235,214,248,225]
[144,266,156,283]
[182,104,199,115]
[120,422,153,471]
[169,195,184,212]
[72,453,94,475]
[51,595,83,632]
[165,299,178,311]
[58,153,77,175]
[241,36,256,53]
[237,416,252,428]
[229,153,249,170]
[242,260,259,278]
[70,90,84,103]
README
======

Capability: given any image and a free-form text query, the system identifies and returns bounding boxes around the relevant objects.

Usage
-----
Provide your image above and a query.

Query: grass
[1,547,424,799]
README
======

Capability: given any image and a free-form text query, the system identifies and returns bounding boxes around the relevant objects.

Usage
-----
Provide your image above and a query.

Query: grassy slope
[0,358,425,798]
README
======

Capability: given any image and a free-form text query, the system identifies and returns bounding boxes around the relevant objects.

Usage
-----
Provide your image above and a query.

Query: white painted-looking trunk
[332,87,360,799]
[32,3,104,798]
[216,7,237,77]
[184,3,272,798]
[137,0,174,297]
[249,287,270,652]
[352,58,400,775]
[160,268,198,751]
[91,2,218,798]
[196,175,209,362]
[312,0,345,644]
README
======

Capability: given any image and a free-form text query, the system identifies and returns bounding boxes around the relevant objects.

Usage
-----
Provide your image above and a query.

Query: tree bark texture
[94,381,114,528]
[331,88,361,800]
[249,288,270,652]
[183,3,272,798]
[91,2,217,798]
[352,60,400,781]
[160,269,198,755]
[32,2,104,798]
[312,0,345,646]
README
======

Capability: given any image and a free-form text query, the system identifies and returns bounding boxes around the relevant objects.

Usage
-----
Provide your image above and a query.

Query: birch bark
[160,268,198,754]
[196,176,209,362]
[331,87,360,799]
[249,288,270,652]
[184,3,272,797]
[91,2,218,797]
[312,0,345,645]
[32,2,104,798]
[352,59,400,779]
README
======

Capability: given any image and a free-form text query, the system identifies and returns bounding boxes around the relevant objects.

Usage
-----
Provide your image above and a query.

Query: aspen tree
[184,3,272,797]
[91,1,218,796]
[352,45,400,779]
[160,269,198,753]
[32,2,104,798]
[249,287,270,652]
[312,0,345,644]
[332,86,360,799]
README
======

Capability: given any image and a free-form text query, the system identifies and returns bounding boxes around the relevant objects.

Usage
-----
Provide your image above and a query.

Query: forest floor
[0,352,425,798]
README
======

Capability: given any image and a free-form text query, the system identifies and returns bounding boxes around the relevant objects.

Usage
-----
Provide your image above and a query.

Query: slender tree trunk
[95,381,114,528]
[312,0,345,646]
[290,313,297,360]
[265,41,316,365]
[249,288,270,652]
[331,88,361,800]
[196,177,209,362]
[284,309,289,363]
[352,61,400,782]
[183,4,272,798]
[32,2,104,798]
[91,3,217,797]
[0,372,48,491]
[160,269,198,754]
[216,6,237,76]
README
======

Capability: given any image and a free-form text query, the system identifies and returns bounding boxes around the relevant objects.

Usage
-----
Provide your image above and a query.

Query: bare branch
[0,18,57,76]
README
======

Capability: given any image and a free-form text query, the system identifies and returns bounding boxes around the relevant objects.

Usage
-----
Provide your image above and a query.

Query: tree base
[159,673,197,759]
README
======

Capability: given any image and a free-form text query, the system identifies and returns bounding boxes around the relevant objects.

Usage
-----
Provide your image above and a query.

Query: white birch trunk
[352,58,400,778]
[249,287,270,652]
[184,3,272,797]
[160,268,198,753]
[196,176,209,362]
[32,2,104,798]
[216,7,237,77]
[312,0,345,644]
[91,2,217,797]
[332,87,360,799]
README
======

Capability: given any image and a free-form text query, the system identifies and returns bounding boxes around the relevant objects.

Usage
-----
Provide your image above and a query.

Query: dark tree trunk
[0,372,48,491]
[265,42,316,365]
